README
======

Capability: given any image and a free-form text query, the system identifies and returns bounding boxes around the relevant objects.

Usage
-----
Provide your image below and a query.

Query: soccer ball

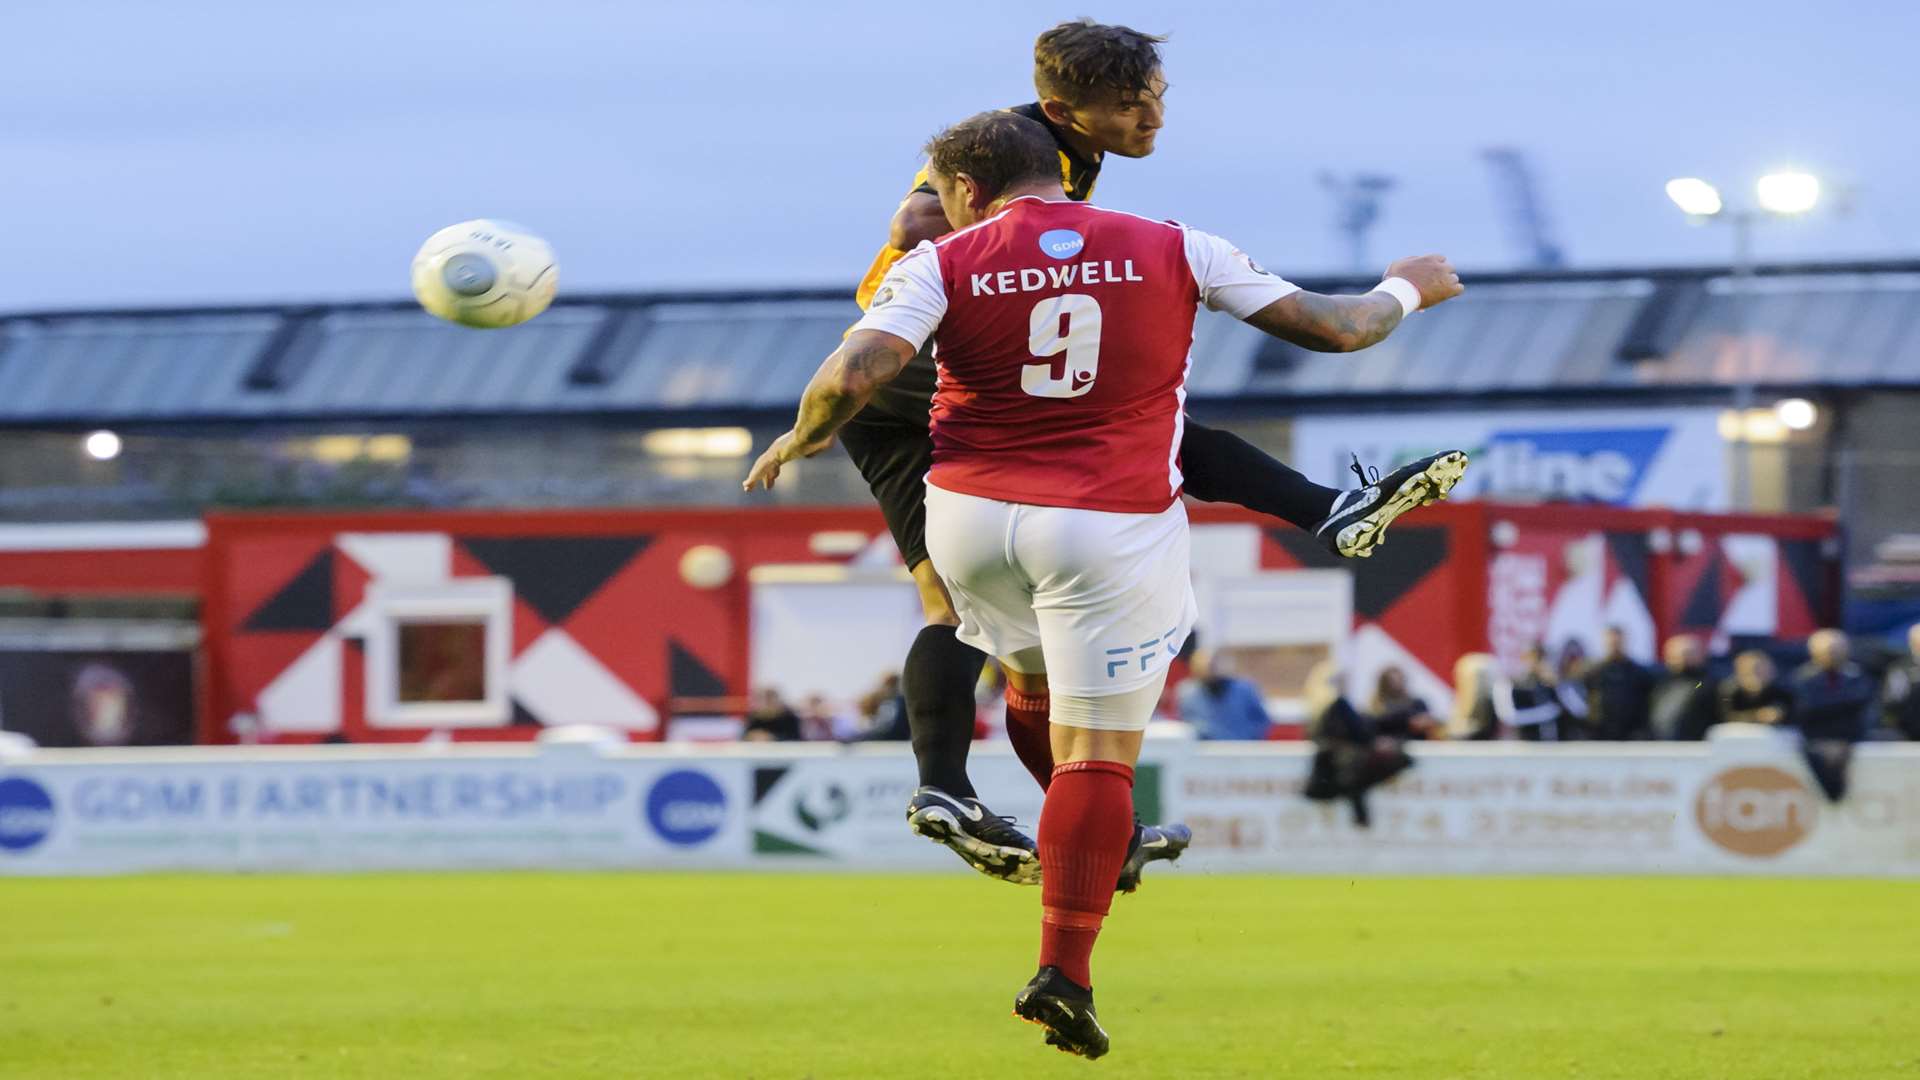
[410,219,558,328]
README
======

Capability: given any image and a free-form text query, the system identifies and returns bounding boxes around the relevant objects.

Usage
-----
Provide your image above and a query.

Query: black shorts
[839,408,934,570]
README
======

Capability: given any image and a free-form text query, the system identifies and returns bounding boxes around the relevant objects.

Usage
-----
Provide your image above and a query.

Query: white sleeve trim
[1180,227,1300,319]
[850,242,946,351]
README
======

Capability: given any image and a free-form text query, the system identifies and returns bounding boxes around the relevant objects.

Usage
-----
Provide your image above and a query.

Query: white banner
[0,745,752,875]
[1290,407,1729,509]
[1165,734,1920,876]
[3,736,1913,876]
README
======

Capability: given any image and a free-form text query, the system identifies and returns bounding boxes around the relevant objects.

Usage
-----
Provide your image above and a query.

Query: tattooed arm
[1244,290,1406,353]
[743,329,917,491]
[1242,253,1462,353]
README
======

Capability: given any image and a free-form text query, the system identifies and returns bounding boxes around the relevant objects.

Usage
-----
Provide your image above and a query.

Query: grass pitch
[2,873,1916,1078]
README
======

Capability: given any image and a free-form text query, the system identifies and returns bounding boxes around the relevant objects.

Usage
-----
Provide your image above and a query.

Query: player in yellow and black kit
[793,20,1468,898]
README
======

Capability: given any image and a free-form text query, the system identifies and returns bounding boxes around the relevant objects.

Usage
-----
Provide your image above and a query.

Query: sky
[5,0,1916,312]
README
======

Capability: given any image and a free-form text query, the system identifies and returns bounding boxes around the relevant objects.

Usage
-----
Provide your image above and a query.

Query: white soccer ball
[410,219,558,328]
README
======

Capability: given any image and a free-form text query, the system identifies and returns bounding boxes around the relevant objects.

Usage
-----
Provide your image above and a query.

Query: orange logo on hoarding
[1694,766,1817,857]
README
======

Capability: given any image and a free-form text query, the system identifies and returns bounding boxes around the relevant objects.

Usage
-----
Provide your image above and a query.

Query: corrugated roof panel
[603,301,851,410]
[283,309,602,415]
[1450,293,1544,391]
[1855,279,1920,382]
[0,316,281,421]
[1827,287,1912,382]
[1504,296,1598,389]
[0,266,1914,424]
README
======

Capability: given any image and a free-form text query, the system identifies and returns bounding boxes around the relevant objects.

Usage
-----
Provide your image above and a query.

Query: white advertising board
[2,736,1913,877]
[1291,408,1729,509]
[0,745,752,875]
[1163,734,1920,876]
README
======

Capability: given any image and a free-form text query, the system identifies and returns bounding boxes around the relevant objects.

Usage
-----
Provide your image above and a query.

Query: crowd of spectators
[742,673,908,743]
[1451,626,1912,753]
[744,627,1920,788]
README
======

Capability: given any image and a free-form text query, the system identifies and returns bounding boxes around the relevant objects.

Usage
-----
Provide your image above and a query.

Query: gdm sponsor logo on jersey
[1037,229,1085,260]
[645,769,727,847]
[0,776,56,853]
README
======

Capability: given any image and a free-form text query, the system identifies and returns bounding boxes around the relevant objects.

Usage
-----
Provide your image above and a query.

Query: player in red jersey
[824,20,1466,890]
[747,112,1463,1059]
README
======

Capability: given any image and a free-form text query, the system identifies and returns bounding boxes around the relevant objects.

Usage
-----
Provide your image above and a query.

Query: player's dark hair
[922,112,1060,200]
[1033,19,1166,106]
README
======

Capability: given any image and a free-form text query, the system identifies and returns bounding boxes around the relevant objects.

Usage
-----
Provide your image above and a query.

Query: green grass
[1,874,1916,1078]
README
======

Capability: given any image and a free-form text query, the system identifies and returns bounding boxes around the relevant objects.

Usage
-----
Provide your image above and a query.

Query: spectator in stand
[799,693,860,741]
[1368,666,1442,740]
[1302,661,1411,827]
[1176,649,1273,740]
[1879,623,1920,741]
[1495,643,1564,741]
[1650,635,1718,741]
[852,673,909,741]
[1553,639,1592,734]
[1584,626,1655,740]
[1719,650,1793,728]
[1788,629,1876,801]
[742,687,803,742]
[1451,653,1499,740]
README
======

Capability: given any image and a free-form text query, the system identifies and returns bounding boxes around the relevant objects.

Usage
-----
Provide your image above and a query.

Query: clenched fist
[1384,254,1464,310]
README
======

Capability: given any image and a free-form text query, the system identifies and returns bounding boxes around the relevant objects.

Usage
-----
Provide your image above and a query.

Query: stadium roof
[2,260,1917,425]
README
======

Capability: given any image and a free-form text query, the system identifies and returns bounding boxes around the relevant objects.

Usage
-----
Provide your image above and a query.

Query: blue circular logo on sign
[0,777,55,853]
[645,770,726,847]
[1038,229,1085,260]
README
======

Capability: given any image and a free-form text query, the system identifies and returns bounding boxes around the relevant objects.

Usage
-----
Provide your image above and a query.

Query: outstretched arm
[1242,254,1462,352]
[743,330,918,491]
[1243,290,1406,353]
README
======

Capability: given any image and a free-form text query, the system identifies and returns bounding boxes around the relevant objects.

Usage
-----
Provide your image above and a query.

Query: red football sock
[1004,686,1056,791]
[1037,759,1135,988]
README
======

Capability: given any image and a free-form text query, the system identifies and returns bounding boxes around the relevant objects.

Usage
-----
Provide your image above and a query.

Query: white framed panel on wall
[749,565,920,708]
[362,578,513,728]
[1194,569,1353,717]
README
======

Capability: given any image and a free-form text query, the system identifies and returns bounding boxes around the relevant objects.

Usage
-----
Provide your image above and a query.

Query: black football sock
[1179,420,1341,531]
[903,624,987,798]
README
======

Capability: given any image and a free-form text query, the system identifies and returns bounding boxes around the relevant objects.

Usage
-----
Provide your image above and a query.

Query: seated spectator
[1369,666,1441,740]
[1495,643,1564,741]
[742,687,802,742]
[1788,629,1876,802]
[1301,661,1411,827]
[1175,650,1273,740]
[1718,650,1791,727]
[1584,626,1654,740]
[1650,635,1718,740]
[1879,623,1920,741]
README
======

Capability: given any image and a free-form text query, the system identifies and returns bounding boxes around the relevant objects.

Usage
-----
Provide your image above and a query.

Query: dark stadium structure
[2,259,1917,594]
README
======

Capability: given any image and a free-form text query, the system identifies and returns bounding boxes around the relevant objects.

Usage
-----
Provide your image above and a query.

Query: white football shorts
[923,483,1197,720]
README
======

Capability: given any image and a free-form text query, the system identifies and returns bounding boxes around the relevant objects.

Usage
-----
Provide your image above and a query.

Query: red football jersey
[853,196,1296,514]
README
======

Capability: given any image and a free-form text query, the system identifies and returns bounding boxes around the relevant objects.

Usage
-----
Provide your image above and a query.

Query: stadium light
[1775,398,1818,431]
[1663,170,1827,511]
[1665,177,1724,217]
[83,430,123,461]
[1757,171,1821,215]
[641,427,753,458]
